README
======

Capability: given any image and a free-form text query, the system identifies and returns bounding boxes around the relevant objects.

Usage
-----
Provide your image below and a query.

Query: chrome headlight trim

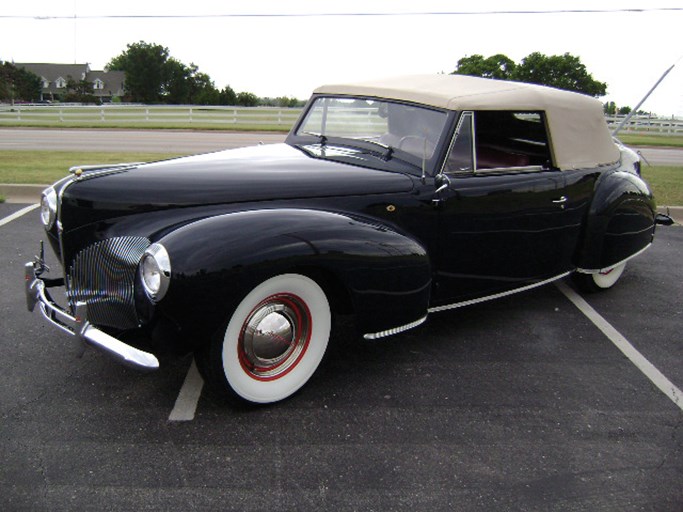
[40,187,58,229]
[140,243,171,302]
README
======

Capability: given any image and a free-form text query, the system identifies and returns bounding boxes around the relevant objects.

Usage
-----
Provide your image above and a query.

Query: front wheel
[199,274,331,405]
[572,262,627,293]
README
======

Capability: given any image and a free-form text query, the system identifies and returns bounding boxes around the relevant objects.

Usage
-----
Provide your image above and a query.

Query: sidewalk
[2,183,682,224]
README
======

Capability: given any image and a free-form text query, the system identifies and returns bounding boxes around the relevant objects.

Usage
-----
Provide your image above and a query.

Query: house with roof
[16,63,125,102]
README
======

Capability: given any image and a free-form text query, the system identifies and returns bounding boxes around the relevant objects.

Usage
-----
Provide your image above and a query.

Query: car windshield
[296,96,448,167]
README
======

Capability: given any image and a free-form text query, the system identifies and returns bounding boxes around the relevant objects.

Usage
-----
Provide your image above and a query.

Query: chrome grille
[67,237,150,329]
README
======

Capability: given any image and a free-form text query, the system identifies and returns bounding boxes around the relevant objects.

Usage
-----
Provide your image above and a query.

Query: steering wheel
[397,135,425,150]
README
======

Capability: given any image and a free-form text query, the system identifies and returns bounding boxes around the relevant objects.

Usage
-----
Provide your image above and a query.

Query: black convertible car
[25,74,669,404]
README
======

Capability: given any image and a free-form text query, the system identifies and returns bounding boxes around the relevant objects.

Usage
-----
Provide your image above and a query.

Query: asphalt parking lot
[1,202,681,511]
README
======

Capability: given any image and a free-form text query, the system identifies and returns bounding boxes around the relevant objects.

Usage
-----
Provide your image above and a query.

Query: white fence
[1,104,682,134]
[0,104,303,128]
[606,115,683,134]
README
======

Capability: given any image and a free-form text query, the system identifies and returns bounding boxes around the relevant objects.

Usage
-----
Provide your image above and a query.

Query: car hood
[61,143,414,212]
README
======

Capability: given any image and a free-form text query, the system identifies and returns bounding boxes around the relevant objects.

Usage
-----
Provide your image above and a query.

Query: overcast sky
[2,0,682,116]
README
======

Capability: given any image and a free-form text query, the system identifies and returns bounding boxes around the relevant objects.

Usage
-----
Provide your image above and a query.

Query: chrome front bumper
[24,262,159,371]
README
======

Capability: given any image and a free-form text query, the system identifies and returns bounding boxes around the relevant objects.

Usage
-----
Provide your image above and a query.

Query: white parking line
[168,358,204,421]
[556,281,682,411]
[0,204,39,227]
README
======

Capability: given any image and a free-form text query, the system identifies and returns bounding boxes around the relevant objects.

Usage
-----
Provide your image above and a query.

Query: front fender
[154,208,432,346]
[576,170,656,271]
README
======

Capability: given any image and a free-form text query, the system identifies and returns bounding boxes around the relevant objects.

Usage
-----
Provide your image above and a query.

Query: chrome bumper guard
[24,262,159,372]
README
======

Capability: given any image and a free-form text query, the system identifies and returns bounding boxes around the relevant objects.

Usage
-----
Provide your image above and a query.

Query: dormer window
[41,78,50,89]
[93,79,104,90]
[55,77,67,89]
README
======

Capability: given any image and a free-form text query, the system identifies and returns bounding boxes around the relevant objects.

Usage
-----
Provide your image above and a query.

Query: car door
[432,110,578,305]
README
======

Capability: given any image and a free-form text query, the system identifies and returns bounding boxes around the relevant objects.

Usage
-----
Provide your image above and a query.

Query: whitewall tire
[215,274,331,404]
[591,262,626,289]
[572,262,627,293]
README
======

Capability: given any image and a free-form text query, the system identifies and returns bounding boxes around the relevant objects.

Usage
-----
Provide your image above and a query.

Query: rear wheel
[199,273,331,404]
[572,262,626,293]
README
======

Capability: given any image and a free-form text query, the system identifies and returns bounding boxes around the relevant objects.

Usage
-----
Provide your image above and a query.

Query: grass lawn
[0,121,293,132]
[0,151,183,185]
[640,165,683,206]
[616,133,683,148]
[0,150,681,206]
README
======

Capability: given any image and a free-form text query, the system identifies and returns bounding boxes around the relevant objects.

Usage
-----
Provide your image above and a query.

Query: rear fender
[576,170,656,271]
[154,208,432,345]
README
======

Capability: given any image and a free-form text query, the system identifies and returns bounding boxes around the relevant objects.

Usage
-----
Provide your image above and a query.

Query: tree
[163,58,192,104]
[108,41,228,105]
[108,41,171,102]
[259,96,306,107]
[604,101,617,115]
[219,86,237,105]
[0,61,41,102]
[513,52,606,96]
[107,41,266,105]
[64,76,97,103]
[186,67,218,105]
[236,91,258,107]
[163,61,220,104]
[453,54,516,80]
[453,52,607,97]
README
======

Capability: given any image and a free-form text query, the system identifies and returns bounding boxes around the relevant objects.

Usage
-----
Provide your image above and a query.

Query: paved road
[637,147,683,166]
[0,128,285,154]
[1,128,682,165]
[1,202,681,511]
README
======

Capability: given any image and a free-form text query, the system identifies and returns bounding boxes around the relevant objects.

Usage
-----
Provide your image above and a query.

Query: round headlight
[140,243,171,302]
[40,187,58,229]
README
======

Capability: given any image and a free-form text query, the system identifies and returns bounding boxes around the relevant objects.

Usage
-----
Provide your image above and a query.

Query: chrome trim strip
[363,315,428,340]
[576,243,651,274]
[55,175,78,272]
[428,272,572,313]
[70,162,144,174]
[71,167,135,182]
[25,263,159,371]
[440,110,474,175]
[474,165,545,174]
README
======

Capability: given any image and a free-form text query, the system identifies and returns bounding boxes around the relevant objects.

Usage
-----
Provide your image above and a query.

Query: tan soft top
[314,74,619,170]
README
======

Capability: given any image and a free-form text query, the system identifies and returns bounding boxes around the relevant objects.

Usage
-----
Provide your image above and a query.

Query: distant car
[25,74,668,404]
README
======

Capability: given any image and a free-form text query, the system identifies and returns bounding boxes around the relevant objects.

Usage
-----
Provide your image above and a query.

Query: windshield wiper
[331,138,396,161]
[360,139,394,161]
[300,131,328,146]
[298,133,418,169]
[345,138,424,169]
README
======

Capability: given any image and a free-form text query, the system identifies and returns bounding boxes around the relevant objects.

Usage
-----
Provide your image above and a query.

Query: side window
[474,111,551,170]
[444,112,474,173]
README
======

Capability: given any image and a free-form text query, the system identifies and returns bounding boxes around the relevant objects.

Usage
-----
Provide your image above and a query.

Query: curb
[1,183,682,225]
[0,184,46,204]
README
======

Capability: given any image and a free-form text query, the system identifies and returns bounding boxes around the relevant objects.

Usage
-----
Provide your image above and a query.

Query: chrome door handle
[435,183,449,194]
[552,196,567,209]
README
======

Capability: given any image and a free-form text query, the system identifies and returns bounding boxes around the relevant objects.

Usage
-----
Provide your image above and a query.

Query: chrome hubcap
[238,294,311,380]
